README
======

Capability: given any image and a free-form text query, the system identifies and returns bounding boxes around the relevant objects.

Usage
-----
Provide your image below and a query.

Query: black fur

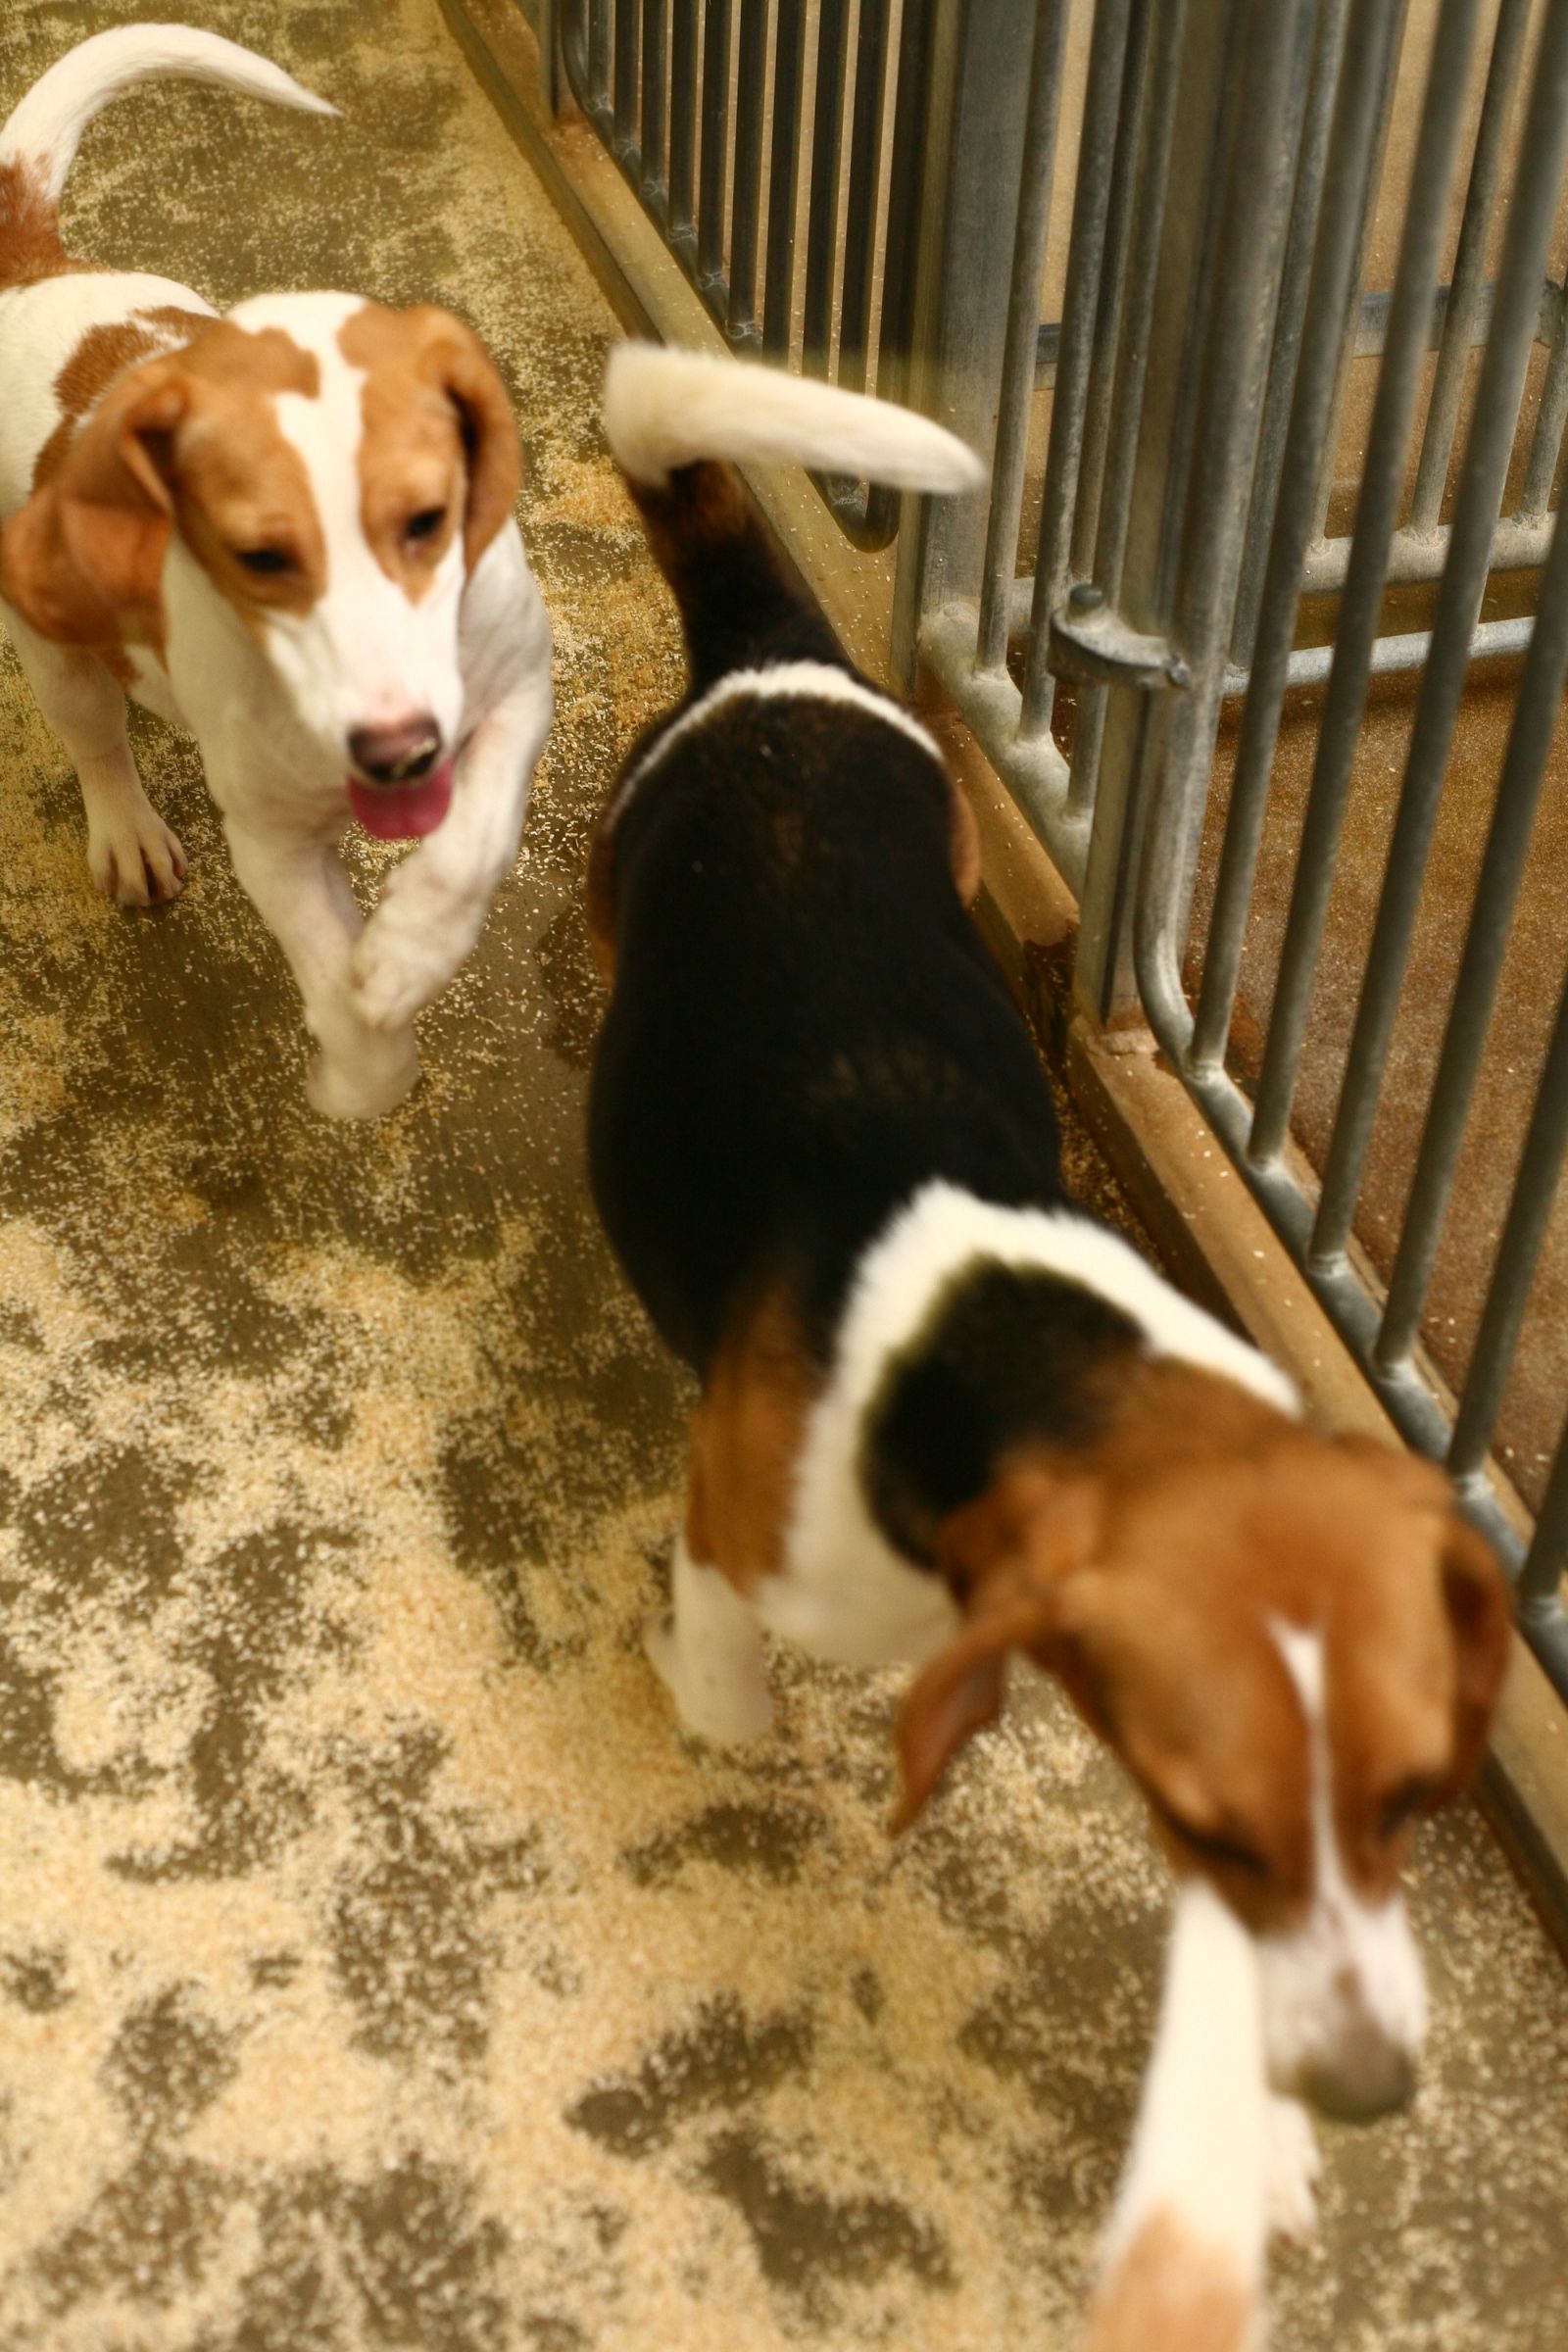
[588,469,1065,1381]
[861,1262,1140,1565]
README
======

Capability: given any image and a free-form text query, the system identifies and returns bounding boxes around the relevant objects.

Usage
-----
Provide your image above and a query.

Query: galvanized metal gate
[510,0,1568,1706]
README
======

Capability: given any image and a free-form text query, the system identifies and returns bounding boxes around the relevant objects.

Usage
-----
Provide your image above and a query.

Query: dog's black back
[589,684,1064,1375]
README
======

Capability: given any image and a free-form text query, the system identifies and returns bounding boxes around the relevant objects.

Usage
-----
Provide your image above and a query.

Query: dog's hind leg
[4,606,185,906]
[645,1530,774,1745]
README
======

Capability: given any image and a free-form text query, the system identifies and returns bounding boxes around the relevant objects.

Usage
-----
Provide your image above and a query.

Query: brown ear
[1440,1514,1512,1795]
[2,363,187,646]
[895,1592,1050,1833]
[416,310,520,564]
[895,1477,1101,1831]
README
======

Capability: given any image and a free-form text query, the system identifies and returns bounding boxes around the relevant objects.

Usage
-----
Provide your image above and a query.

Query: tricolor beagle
[0,26,551,1118]
[586,345,1512,2167]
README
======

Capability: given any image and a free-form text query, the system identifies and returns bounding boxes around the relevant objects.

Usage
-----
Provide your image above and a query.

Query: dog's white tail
[0,24,335,209]
[603,341,985,496]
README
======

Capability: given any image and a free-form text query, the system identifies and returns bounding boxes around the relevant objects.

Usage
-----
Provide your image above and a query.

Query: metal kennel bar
[464,0,1568,1709]
[1128,0,1568,1698]
[558,0,935,547]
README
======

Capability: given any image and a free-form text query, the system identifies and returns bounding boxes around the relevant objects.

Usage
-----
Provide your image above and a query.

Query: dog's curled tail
[604,340,984,495]
[603,343,981,685]
[0,24,334,228]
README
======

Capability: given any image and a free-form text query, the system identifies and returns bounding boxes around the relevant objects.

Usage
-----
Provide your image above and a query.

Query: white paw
[350,871,478,1032]
[87,803,187,906]
[1265,2094,1322,2246]
[304,1034,420,1121]
[643,1612,774,1745]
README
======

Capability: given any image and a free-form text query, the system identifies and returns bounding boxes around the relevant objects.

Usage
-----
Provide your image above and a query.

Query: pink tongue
[348,759,455,841]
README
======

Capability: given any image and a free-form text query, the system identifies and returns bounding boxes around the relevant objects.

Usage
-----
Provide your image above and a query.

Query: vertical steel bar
[1410,0,1532,533]
[1448,959,1568,1480]
[1230,0,1352,665]
[836,0,891,394]
[762,0,808,358]
[1017,0,1135,738]
[1078,0,1283,827]
[867,0,934,412]
[1523,290,1568,515]
[727,0,768,340]
[668,0,699,230]
[641,0,669,204]
[1192,0,1408,1074]
[1131,0,1318,935]
[697,0,731,288]
[1067,0,1155,591]
[1249,0,1485,1168]
[1310,0,1568,1266]
[589,0,612,106]
[802,0,852,376]
[1520,1419,1568,1613]
[1311,34,1404,542]
[1376,501,1568,1371]
[975,0,1070,670]
[888,0,1036,687]
[613,0,640,152]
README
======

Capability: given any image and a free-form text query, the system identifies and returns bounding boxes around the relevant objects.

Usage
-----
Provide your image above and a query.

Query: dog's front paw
[351,869,477,1032]
[349,920,440,1034]
[88,801,187,906]
[1265,2094,1322,2246]
[305,1034,420,1121]
[643,1612,774,1745]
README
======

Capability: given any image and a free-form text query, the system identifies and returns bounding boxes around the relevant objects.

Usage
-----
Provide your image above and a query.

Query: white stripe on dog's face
[229,293,468,769]
[1259,1624,1427,2118]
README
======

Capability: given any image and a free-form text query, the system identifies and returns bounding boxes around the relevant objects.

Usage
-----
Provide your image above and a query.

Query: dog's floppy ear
[1439,1512,1512,1796]
[410,308,520,564]
[2,360,189,647]
[895,1478,1101,1831]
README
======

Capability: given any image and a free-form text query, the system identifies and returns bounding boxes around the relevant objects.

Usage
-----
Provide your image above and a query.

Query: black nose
[1300,2046,1417,2124]
[349,716,443,784]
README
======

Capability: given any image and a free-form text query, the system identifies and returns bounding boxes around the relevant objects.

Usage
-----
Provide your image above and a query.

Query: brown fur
[0,158,76,286]
[31,310,208,490]
[338,302,519,578]
[3,321,323,651]
[897,1359,1512,1928]
[1080,2211,1253,2352]
[684,1291,820,1593]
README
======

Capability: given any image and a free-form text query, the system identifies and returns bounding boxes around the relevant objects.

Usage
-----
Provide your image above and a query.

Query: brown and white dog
[0,27,551,1117]
[587,345,1513,2230]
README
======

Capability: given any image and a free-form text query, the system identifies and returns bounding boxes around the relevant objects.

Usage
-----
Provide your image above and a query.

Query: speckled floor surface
[2,4,1568,2348]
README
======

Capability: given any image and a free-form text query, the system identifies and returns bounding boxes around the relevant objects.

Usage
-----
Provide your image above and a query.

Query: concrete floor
[2,3,1568,2349]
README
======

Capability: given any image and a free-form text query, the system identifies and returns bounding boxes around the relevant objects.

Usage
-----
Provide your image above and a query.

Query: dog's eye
[1377,1778,1437,1842]
[1182,1825,1269,1877]
[1152,1796,1268,1877]
[235,546,294,576]
[404,507,447,545]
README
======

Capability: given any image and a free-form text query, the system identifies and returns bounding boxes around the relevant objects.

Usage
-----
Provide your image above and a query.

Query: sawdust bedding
[2,3,1568,2348]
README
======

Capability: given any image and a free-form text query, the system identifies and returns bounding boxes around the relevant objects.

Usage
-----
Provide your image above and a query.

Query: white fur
[0,38,550,1117]
[0,24,336,203]
[621,660,943,808]
[644,1535,774,1745]
[1099,1879,1268,2285]
[603,339,985,494]
[1261,1625,1428,2111]
[758,1181,1297,1670]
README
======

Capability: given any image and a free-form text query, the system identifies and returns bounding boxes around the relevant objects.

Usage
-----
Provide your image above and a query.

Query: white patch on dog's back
[757,1180,1297,1669]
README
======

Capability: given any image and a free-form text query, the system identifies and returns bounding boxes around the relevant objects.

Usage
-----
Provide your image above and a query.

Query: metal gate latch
[1048,582,1191,692]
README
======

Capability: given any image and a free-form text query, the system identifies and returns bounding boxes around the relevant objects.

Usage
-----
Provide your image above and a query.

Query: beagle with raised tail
[0,26,551,1118]
[587,344,1512,2181]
